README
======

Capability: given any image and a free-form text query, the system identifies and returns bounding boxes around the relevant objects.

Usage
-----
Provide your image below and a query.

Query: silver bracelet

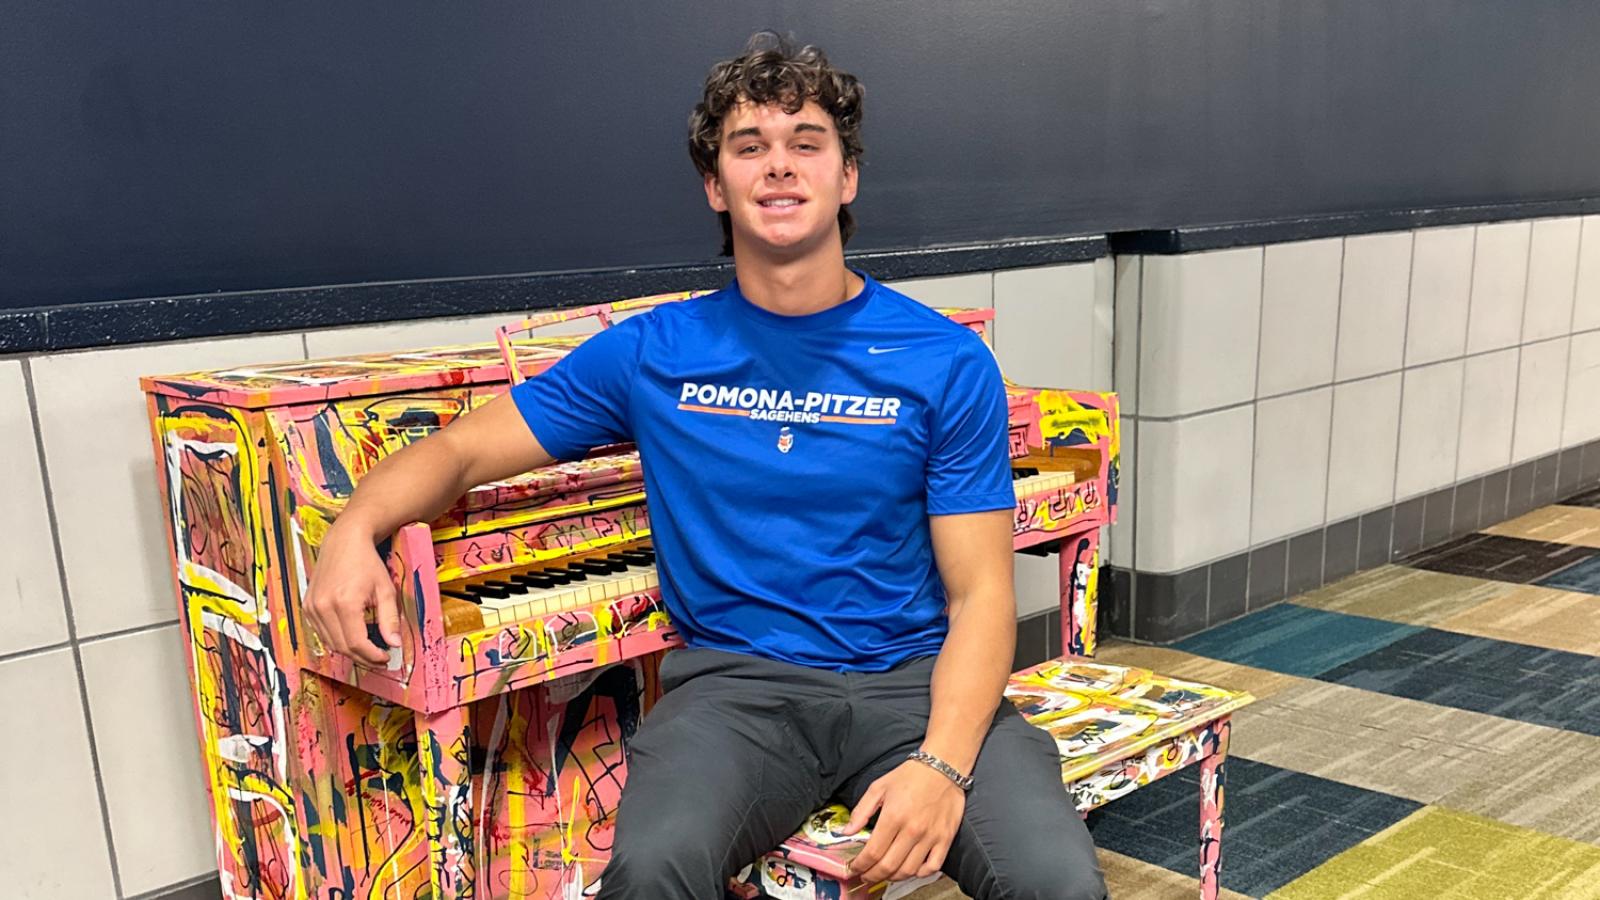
[908,749,974,792]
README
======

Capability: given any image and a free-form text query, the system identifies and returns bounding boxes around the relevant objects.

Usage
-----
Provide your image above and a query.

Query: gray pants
[598,647,1108,900]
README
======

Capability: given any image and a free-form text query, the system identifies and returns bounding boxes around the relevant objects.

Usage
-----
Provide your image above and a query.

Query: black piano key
[510,573,556,589]
[574,560,613,575]
[483,579,523,594]
[547,566,587,581]
[618,550,652,565]
[465,583,511,600]
[542,569,572,584]
[441,589,479,604]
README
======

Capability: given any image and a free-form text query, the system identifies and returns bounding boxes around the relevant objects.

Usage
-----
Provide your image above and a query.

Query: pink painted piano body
[141,292,1248,900]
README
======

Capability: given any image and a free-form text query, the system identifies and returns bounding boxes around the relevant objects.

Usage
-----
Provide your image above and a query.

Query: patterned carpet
[914,490,1600,899]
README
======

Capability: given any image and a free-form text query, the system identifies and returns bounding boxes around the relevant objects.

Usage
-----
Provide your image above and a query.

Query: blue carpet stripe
[1318,629,1600,736]
[1171,603,1424,677]
[1086,756,1422,897]
[1537,554,1600,593]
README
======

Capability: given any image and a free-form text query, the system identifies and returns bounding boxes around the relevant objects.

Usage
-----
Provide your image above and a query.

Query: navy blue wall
[4,1,1600,314]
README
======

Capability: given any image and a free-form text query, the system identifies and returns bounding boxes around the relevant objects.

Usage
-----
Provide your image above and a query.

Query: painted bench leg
[419,706,477,899]
[1198,718,1231,900]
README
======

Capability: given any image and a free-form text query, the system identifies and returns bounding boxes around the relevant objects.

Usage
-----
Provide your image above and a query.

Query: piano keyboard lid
[139,337,587,409]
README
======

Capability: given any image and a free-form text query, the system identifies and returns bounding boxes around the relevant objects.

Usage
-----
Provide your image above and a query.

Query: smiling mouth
[759,198,805,208]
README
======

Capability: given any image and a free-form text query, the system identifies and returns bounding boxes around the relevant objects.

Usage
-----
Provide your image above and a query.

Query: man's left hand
[841,758,966,883]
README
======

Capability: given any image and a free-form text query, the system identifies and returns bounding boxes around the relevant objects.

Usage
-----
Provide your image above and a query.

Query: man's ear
[704,171,728,213]
[841,158,859,206]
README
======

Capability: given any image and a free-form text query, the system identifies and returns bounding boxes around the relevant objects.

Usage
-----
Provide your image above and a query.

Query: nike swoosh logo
[868,346,909,354]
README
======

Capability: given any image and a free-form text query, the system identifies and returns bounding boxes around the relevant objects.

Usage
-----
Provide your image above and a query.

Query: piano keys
[141,291,1120,899]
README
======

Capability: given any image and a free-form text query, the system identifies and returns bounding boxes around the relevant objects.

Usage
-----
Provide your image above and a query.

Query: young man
[304,34,1107,900]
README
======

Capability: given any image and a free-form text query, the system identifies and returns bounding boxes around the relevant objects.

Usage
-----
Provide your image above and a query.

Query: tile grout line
[78,617,183,647]
[1390,230,1419,558]
[0,639,72,666]
[20,358,126,899]
[1557,217,1585,476]
[1129,256,1145,635]
[1321,238,1349,586]
[1243,246,1266,618]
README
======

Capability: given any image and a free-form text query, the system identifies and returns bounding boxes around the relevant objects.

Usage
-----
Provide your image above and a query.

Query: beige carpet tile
[1289,565,1515,627]
[1483,505,1600,549]
[1091,640,1298,702]
[1434,583,1600,656]
[1225,677,1600,844]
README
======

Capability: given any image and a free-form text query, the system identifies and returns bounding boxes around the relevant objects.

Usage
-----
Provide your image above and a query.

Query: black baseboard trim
[0,235,1106,355]
[1102,437,1600,646]
[1109,197,1600,255]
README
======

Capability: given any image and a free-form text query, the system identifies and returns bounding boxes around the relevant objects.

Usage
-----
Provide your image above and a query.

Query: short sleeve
[509,316,644,460]
[925,333,1015,515]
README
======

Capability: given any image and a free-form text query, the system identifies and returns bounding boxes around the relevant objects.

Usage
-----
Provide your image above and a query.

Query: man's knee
[997,858,1108,900]
[598,827,724,900]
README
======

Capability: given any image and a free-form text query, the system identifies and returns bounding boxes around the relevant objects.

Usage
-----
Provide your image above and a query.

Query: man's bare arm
[303,391,554,664]
[844,508,1015,883]
[922,508,1016,776]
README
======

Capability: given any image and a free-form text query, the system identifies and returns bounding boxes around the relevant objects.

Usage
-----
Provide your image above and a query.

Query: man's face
[704,98,858,258]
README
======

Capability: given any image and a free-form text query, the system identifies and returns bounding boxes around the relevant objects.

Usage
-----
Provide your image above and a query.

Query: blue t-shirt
[510,272,1014,672]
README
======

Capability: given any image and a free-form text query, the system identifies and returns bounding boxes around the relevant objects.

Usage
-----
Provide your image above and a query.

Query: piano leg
[1058,529,1101,657]
[419,705,478,899]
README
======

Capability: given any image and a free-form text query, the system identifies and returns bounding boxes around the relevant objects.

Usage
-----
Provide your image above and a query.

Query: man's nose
[765,147,794,179]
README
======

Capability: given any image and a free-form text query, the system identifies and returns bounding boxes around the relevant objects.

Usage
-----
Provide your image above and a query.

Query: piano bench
[730,656,1254,900]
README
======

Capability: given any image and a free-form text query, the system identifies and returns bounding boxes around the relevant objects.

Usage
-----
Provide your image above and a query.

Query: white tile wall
[0,362,69,657]
[1139,248,1263,417]
[1521,218,1583,343]
[1406,226,1475,366]
[1336,232,1412,382]
[885,272,993,311]
[1257,239,1342,397]
[1325,373,1403,521]
[1135,405,1254,572]
[1092,256,1116,392]
[30,334,307,638]
[0,648,117,898]
[993,262,1103,390]
[1107,418,1136,568]
[1466,221,1531,354]
[1113,256,1141,416]
[1251,388,1333,543]
[1512,337,1570,463]
[1575,215,1600,333]
[81,626,214,895]
[1395,359,1465,499]
[1563,330,1600,446]
[1014,553,1060,619]
[1456,348,1519,480]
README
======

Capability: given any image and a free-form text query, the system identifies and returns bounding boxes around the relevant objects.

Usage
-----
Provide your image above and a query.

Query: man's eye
[738,145,760,154]
[796,143,818,151]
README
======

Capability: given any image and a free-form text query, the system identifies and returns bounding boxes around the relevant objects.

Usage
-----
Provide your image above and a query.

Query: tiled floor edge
[1108,438,1600,644]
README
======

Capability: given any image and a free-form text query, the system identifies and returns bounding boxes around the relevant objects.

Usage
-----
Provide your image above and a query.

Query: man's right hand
[302,521,402,666]
[294,391,557,665]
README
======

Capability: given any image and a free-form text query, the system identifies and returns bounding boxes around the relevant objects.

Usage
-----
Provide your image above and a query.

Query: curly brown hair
[688,32,865,256]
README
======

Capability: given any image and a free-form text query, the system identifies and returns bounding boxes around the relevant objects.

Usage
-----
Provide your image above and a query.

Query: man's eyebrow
[725,122,832,142]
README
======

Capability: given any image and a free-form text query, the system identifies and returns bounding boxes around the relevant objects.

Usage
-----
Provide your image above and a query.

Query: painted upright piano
[142,292,1251,900]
